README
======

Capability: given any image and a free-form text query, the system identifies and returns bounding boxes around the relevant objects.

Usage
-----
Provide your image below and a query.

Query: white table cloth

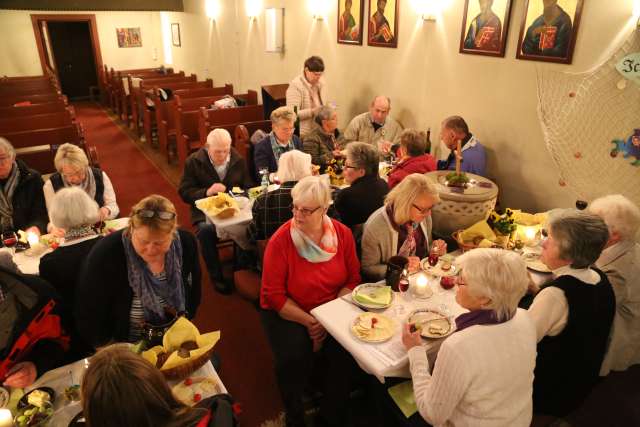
[26,358,226,427]
[312,251,553,383]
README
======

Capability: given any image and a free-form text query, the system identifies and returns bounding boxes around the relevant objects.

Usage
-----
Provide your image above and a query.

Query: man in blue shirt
[437,116,487,177]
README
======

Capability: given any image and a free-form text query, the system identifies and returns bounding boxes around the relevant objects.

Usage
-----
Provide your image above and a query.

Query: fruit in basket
[142,317,220,372]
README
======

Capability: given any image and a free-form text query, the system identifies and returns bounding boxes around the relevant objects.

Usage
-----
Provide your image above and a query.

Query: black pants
[196,221,223,281]
[260,309,357,427]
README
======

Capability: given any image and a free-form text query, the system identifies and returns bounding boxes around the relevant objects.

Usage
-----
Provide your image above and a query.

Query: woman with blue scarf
[401,249,536,426]
[76,195,201,349]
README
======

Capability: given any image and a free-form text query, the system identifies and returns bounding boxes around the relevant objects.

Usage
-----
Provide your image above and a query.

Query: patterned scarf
[62,166,97,200]
[64,225,98,242]
[0,162,20,231]
[122,230,185,324]
[386,204,419,257]
[290,215,338,263]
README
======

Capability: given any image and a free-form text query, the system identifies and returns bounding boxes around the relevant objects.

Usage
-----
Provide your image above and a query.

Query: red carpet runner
[74,102,283,426]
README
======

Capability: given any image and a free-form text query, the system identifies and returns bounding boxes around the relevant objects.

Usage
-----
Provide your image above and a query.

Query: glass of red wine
[398,269,410,301]
[2,231,17,253]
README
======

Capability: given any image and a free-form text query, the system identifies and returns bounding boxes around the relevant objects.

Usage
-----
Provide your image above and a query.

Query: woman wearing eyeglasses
[260,176,360,427]
[75,195,201,349]
[361,173,446,281]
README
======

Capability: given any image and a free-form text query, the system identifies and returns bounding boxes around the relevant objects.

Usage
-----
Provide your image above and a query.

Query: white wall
[2,1,636,212]
[0,10,164,76]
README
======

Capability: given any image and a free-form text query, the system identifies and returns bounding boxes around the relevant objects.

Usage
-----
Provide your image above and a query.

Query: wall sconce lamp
[246,0,262,21]
[634,0,640,27]
[412,0,438,22]
[205,0,221,20]
[309,0,330,21]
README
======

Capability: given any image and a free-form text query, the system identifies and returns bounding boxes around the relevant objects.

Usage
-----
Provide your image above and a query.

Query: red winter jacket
[387,154,437,188]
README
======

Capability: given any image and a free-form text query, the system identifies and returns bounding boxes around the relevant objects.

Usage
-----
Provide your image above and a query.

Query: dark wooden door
[47,21,98,100]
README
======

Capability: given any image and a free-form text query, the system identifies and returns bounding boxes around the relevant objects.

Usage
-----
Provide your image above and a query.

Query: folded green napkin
[388,380,418,418]
[353,286,392,306]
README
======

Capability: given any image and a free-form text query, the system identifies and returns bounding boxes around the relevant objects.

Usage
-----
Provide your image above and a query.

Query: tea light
[523,226,539,246]
[414,274,429,297]
[25,231,47,257]
[0,409,12,427]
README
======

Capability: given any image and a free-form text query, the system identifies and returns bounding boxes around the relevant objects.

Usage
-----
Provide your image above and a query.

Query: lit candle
[0,409,12,427]
[455,140,462,175]
[26,231,39,247]
[414,274,429,297]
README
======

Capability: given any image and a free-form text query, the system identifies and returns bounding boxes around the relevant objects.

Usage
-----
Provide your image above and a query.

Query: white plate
[351,283,394,310]
[407,309,454,339]
[522,252,551,273]
[350,313,396,343]
[420,258,457,277]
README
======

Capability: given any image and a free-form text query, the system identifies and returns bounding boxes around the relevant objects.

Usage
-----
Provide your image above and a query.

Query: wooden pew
[157,90,234,158]
[174,103,263,167]
[16,141,96,175]
[0,109,75,134]
[1,124,83,150]
[172,84,233,100]
[0,101,69,119]
[0,81,58,96]
[0,93,66,107]
[127,73,194,129]
[197,98,262,146]
[140,79,214,142]
[111,67,175,118]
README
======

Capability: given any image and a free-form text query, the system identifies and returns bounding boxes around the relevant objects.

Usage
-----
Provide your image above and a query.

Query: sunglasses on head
[134,209,176,220]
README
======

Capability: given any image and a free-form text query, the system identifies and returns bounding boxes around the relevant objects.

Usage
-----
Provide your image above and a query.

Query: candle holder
[412,274,433,299]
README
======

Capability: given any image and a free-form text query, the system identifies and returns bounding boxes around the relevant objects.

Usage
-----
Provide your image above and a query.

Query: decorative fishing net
[537,30,640,207]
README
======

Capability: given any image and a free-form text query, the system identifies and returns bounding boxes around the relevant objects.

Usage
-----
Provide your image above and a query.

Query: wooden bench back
[1,124,83,149]
[173,84,233,99]
[0,93,66,107]
[0,109,75,133]
[198,103,264,147]
[16,141,93,175]
[0,82,58,96]
[0,101,69,118]
[235,120,272,179]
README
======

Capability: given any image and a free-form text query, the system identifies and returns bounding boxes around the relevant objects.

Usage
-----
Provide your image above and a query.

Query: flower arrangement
[445,171,470,187]
[487,208,517,236]
[325,158,345,186]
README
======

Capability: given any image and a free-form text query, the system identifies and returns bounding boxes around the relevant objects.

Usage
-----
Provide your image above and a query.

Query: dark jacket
[253,134,303,175]
[533,270,615,416]
[387,154,437,189]
[334,174,388,228]
[1,159,48,234]
[178,147,253,225]
[247,181,296,242]
[75,229,201,349]
[301,124,344,169]
[0,267,68,379]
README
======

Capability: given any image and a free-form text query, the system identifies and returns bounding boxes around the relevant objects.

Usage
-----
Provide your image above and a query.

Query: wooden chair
[233,239,268,302]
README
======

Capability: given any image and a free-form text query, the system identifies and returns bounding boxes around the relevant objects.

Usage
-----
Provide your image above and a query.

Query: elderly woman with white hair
[402,249,536,426]
[301,104,344,170]
[40,187,102,357]
[0,137,47,234]
[588,194,640,375]
[527,210,615,417]
[43,143,119,227]
[361,173,446,281]
[248,150,312,243]
[178,128,252,294]
[260,176,360,427]
[253,106,303,177]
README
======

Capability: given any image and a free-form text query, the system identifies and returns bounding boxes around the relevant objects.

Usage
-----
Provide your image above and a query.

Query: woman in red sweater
[260,175,361,427]
[387,129,436,189]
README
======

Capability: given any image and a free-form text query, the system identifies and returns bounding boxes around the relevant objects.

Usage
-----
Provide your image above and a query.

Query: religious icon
[367,0,399,48]
[338,0,364,45]
[516,0,584,64]
[459,0,513,57]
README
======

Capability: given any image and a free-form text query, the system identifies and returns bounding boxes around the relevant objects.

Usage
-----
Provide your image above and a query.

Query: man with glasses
[179,129,252,294]
[286,56,327,138]
[343,95,403,154]
[0,138,47,235]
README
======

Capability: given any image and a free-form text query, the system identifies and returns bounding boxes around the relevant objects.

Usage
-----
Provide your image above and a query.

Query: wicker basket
[452,231,480,252]
[160,345,217,380]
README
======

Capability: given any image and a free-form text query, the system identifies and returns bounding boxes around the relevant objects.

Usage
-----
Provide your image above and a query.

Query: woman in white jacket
[403,248,537,427]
